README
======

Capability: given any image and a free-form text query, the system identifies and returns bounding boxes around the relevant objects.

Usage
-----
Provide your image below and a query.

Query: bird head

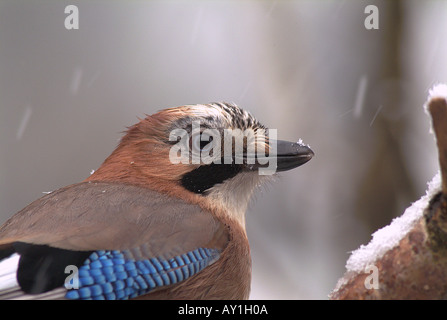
[88,102,313,225]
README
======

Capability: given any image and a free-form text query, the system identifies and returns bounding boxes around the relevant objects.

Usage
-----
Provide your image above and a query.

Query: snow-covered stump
[330,84,447,300]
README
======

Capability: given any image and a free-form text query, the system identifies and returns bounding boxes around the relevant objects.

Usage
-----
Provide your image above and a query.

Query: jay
[0,102,313,299]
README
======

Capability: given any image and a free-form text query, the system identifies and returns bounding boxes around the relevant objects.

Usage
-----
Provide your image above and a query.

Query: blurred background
[0,0,446,299]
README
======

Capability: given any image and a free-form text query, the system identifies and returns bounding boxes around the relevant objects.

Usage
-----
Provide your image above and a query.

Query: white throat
[205,172,271,228]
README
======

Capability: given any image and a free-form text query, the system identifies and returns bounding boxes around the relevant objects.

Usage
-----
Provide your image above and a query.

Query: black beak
[242,139,314,173]
[275,140,314,172]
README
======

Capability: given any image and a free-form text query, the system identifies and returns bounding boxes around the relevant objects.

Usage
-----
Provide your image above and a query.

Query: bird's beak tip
[275,140,314,172]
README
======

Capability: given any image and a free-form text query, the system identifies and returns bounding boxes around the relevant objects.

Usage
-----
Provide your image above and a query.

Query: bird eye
[191,132,214,153]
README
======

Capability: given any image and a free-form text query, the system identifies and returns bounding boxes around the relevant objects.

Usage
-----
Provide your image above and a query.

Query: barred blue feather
[65,248,220,300]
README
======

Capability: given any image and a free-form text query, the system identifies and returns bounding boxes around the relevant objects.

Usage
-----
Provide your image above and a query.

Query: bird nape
[0,102,313,300]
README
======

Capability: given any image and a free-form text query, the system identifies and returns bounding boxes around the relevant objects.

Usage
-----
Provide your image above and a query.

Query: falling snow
[16,106,33,140]
[239,80,252,100]
[86,71,101,88]
[353,75,368,119]
[70,67,83,95]
[369,105,383,127]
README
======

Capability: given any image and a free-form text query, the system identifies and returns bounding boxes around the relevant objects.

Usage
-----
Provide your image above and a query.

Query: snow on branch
[330,84,447,300]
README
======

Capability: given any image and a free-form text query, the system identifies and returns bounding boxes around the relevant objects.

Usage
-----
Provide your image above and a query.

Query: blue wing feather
[65,248,220,300]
